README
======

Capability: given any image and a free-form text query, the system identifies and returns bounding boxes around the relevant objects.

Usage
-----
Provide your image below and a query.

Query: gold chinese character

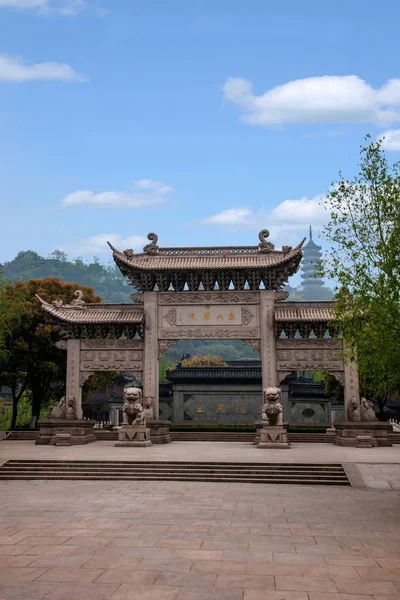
[216,403,224,413]
[216,314,223,320]
[203,311,211,321]
[228,311,236,321]
[188,312,196,320]
[236,404,245,413]
[196,404,205,413]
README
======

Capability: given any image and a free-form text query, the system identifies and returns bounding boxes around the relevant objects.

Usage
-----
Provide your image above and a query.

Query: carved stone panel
[157,340,179,359]
[276,339,343,350]
[81,339,144,350]
[241,339,261,356]
[276,339,344,371]
[161,305,257,328]
[159,292,260,305]
[80,371,94,386]
[158,327,260,340]
[80,350,143,371]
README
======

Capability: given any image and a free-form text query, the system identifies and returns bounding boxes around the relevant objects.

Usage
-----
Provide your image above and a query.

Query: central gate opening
[159,339,260,425]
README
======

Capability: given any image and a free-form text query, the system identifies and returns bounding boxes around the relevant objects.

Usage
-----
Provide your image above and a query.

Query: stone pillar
[143,291,159,419]
[113,407,119,427]
[260,291,277,390]
[66,339,82,419]
[343,350,360,420]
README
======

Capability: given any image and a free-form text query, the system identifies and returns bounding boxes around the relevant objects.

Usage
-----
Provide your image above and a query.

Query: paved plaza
[1,441,400,599]
[1,479,400,600]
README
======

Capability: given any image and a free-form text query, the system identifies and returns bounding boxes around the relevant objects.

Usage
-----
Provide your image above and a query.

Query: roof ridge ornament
[258,229,275,253]
[44,290,86,310]
[143,232,159,255]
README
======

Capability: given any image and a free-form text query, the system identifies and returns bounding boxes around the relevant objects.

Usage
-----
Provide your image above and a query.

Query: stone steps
[0,460,350,485]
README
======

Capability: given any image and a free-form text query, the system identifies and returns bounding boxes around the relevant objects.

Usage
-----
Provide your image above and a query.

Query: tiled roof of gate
[275,302,335,322]
[36,297,144,324]
[109,245,305,271]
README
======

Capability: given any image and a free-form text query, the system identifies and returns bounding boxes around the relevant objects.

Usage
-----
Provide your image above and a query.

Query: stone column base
[333,422,392,447]
[253,420,263,445]
[115,425,153,447]
[257,425,290,449]
[148,420,172,444]
[36,420,97,446]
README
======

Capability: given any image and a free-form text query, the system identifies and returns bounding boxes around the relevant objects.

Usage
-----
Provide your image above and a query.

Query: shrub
[180,355,228,368]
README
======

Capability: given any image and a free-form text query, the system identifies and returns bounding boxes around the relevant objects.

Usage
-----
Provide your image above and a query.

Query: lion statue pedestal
[115,387,152,447]
[36,396,96,446]
[257,387,290,449]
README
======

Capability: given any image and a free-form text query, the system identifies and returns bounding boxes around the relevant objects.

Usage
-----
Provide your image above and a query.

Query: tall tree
[0,278,101,428]
[321,136,400,414]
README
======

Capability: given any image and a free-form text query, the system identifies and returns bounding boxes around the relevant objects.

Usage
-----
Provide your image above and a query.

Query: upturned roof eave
[36,295,144,325]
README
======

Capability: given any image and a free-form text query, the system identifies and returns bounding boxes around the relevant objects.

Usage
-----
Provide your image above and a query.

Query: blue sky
[1,0,400,269]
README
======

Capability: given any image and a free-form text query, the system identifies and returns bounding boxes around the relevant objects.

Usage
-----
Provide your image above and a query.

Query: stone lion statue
[261,387,284,426]
[349,397,361,422]
[360,397,377,422]
[144,397,154,421]
[50,396,66,419]
[66,395,76,420]
[123,387,146,426]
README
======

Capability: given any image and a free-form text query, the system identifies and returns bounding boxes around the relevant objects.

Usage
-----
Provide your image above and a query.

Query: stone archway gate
[38,231,359,421]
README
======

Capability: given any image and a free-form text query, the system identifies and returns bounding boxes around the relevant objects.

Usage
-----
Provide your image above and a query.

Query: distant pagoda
[300,227,332,301]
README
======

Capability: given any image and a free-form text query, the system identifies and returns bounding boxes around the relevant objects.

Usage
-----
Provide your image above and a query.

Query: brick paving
[0,479,400,599]
[357,464,400,490]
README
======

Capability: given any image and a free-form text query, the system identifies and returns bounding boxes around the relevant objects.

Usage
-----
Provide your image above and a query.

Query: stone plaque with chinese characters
[177,306,242,326]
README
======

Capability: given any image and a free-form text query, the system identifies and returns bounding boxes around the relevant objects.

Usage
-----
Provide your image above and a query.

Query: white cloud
[0,53,86,82]
[201,208,253,230]
[377,129,400,151]
[69,233,148,256]
[199,195,328,246]
[223,75,400,127]
[0,0,85,16]
[61,179,173,208]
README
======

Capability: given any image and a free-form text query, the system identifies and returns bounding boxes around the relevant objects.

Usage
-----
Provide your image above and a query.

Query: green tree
[159,355,173,382]
[320,135,400,415]
[0,278,102,428]
[82,372,118,401]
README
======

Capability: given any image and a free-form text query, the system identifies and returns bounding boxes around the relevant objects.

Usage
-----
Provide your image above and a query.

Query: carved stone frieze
[276,339,343,349]
[159,292,260,305]
[158,327,259,340]
[80,371,94,386]
[277,371,293,383]
[80,349,143,371]
[332,372,345,386]
[157,340,179,359]
[163,308,177,325]
[276,347,344,371]
[241,307,255,325]
[81,339,144,350]
[241,339,261,356]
